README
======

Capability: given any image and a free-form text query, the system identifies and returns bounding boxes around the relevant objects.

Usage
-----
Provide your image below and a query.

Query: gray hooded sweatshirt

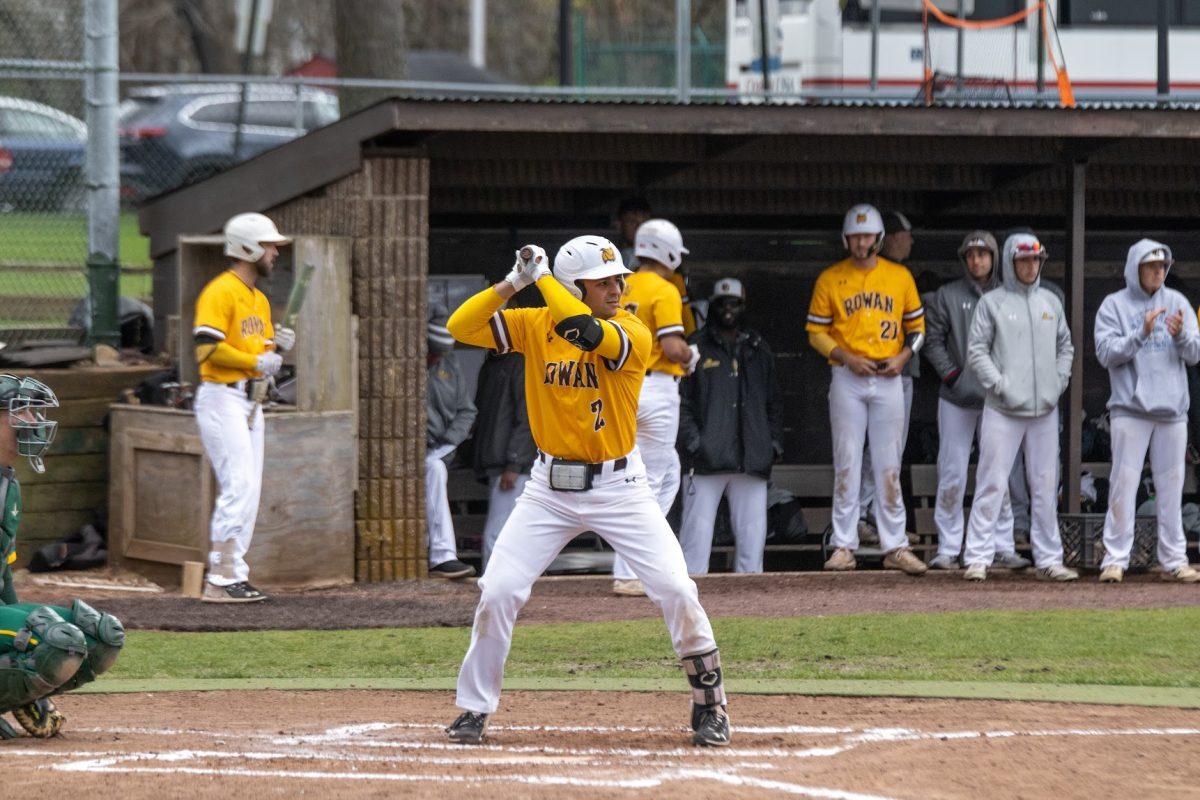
[1094,238,1200,423]
[923,231,1002,409]
[966,233,1074,418]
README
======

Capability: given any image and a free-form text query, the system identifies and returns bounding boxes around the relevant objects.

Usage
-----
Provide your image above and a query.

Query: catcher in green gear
[0,375,125,738]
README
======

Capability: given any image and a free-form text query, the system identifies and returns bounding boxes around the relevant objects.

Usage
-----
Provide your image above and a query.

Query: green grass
[109,608,1200,690]
[0,212,151,268]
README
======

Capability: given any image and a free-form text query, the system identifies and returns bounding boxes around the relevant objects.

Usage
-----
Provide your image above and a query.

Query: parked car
[0,97,87,213]
[119,84,339,203]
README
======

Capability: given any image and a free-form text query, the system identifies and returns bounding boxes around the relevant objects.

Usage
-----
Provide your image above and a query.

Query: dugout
[138,96,1200,580]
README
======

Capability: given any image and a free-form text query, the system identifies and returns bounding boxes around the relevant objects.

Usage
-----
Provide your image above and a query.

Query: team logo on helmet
[856,213,868,223]
[600,247,616,264]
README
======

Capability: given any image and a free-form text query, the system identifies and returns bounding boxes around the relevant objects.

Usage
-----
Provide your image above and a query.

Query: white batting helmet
[224,213,291,262]
[553,236,632,299]
[634,218,689,270]
[842,203,885,252]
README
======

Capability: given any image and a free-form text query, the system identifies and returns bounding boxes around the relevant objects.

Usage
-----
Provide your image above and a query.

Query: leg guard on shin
[0,606,87,712]
[52,600,125,693]
[682,648,727,710]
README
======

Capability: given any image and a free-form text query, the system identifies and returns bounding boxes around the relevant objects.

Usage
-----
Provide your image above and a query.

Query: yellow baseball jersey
[193,270,274,383]
[622,271,686,377]
[489,306,650,462]
[668,271,697,336]
[806,257,924,362]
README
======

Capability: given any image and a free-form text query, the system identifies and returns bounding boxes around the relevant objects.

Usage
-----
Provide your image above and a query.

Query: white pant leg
[195,383,263,587]
[859,375,912,519]
[829,368,869,550]
[867,375,908,551]
[594,455,717,660]
[1024,408,1065,569]
[679,473,731,575]
[482,472,530,571]
[726,474,768,573]
[425,450,458,566]
[456,477,580,714]
[1149,420,1189,571]
[933,398,979,558]
[614,373,681,580]
[1101,415,1153,570]
[965,406,1027,566]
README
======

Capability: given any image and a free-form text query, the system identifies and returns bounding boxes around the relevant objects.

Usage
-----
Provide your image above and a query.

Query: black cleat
[692,704,731,747]
[446,711,488,744]
[430,560,477,580]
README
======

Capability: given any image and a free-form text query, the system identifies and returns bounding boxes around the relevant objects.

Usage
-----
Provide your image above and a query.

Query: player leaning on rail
[443,237,730,748]
[0,376,125,739]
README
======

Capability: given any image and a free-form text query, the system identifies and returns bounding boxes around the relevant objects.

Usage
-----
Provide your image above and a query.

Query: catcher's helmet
[0,375,58,474]
[553,236,632,299]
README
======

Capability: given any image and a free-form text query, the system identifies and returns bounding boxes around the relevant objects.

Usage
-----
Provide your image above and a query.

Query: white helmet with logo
[634,218,689,270]
[553,235,633,299]
[224,213,291,262]
[842,203,885,252]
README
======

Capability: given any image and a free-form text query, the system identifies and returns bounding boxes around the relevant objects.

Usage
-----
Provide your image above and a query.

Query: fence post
[676,0,692,103]
[85,0,120,347]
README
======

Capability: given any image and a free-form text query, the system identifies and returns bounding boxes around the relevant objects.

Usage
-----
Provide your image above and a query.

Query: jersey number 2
[590,399,606,431]
[880,320,899,341]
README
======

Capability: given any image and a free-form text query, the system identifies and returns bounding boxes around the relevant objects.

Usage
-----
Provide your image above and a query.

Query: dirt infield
[8,689,1199,798]
[16,571,1200,631]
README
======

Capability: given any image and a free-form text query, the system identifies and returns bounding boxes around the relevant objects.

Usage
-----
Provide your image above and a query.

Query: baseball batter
[193,212,293,603]
[610,218,697,596]
[444,236,730,747]
[807,204,928,575]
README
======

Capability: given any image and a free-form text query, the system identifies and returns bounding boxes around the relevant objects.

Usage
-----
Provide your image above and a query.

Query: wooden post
[1063,160,1086,514]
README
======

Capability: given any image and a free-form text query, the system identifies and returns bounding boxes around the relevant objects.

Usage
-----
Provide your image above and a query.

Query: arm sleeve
[653,291,686,339]
[922,290,958,381]
[200,341,260,371]
[901,273,925,334]
[505,358,536,472]
[1093,296,1145,369]
[1177,304,1200,366]
[1055,298,1075,388]
[805,274,834,333]
[447,287,507,350]
[966,299,1004,391]
[535,275,627,362]
[808,331,837,359]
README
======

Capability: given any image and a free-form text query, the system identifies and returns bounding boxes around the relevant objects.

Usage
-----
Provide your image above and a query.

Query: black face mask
[710,298,745,330]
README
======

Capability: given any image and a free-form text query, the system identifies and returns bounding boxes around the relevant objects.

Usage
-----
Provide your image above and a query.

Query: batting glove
[519,244,551,283]
[504,252,534,293]
[273,326,296,353]
[685,344,701,375]
[256,352,284,377]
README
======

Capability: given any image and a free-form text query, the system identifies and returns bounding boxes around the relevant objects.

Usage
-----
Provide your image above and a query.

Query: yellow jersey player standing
[610,218,699,597]
[192,213,293,603]
[444,236,730,748]
[806,203,927,575]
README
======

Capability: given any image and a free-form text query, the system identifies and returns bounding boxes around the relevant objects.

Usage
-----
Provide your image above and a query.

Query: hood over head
[1123,238,1174,299]
[957,230,1001,289]
[1001,233,1048,293]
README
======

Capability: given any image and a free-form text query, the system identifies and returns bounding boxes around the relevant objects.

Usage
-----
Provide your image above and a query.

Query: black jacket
[678,325,783,479]
[471,352,536,480]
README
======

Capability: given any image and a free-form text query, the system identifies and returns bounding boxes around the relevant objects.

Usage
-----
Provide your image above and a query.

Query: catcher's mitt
[13,698,64,738]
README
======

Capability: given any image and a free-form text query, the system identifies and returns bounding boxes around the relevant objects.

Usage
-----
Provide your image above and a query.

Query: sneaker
[446,711,488,744]
[692,704,731,747]
[612,579,646,597]
[993,552,1032,570]
[927,554,959,570]
[824,548,856,571]
[857,518,880,547]
[1036,565,1079,582]
[430,560,476,580]
[883,547,928,575]
[964,563,987,582]
[1167,565,1200,583]
[1099,565,1124,584]
[201,581,267,603]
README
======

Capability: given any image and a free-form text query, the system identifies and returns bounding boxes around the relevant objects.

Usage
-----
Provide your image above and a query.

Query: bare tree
[335,0,407,115]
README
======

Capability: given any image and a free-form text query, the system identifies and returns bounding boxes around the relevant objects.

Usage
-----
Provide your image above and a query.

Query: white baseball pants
[828,367,908,552]
[456,449,717,714]
[195,382,264,587]
[859,375,913,519]
[481,472,531,570]
[613,371,681,580]
[965,406,1063,569]
[679,472,767,574]
[934,397,1017,559]
[426,443,459,567]
[1101,416,1188,572]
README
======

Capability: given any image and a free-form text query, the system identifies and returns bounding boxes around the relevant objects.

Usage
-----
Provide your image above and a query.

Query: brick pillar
[355,157,429,580]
